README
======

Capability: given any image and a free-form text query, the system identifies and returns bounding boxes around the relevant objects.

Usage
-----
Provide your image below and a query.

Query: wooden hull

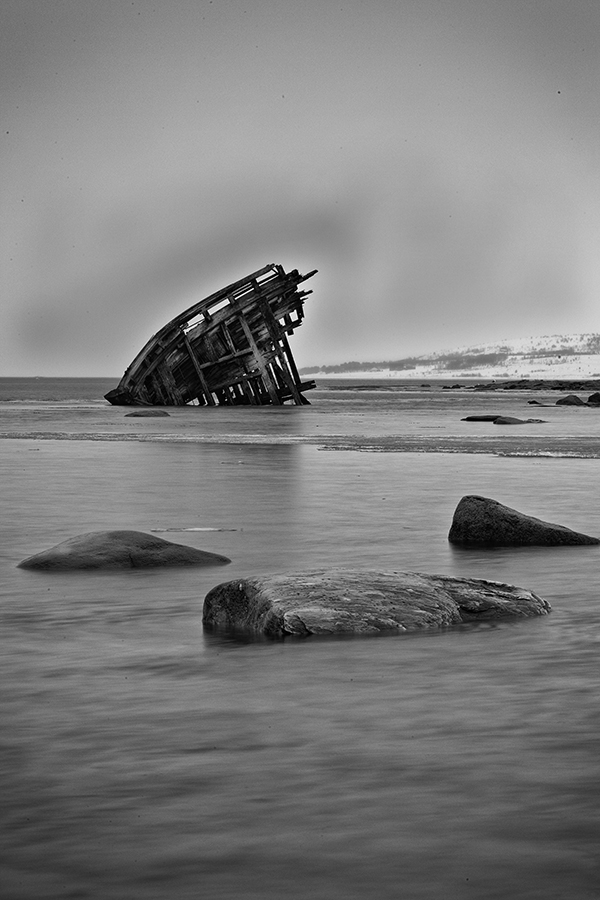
[105,264,317,407]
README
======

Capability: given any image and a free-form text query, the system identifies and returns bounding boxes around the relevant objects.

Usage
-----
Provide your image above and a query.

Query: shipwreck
[105,263,317,407]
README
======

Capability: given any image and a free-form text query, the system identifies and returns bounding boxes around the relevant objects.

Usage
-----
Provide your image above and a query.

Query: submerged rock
[461,415,545,423]
[124,409,170,417]
[18,530,231,570]
[461,415,502,421]
[202,569,550,638]
[492,416,545,425]
[448,495,600,547]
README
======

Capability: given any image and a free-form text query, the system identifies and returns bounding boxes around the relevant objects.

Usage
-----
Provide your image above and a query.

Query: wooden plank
[237,314,281,404]
[220,324,238,355]
[281,333,301,385]
[157,363,185,404]
[181,330,216,406]
[252,288,304,405]
[149,371,170,405]
[239,377,258,405]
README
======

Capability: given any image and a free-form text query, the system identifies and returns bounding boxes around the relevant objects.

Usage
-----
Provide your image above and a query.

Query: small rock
[202,570,550,638]
[448,495,599,547]
[461,415,502,422]
[125,409,170,417]
[18,530,231,570]
[587,392,600,405]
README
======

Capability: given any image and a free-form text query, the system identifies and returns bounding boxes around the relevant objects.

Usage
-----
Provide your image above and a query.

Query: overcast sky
[2,0,600,376]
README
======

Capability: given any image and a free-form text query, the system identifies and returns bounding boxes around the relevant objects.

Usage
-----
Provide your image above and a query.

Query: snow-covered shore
[304,334,600,381]
[310,355,600,380]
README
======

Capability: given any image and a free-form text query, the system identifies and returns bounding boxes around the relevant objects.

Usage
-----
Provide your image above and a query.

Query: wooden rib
[236,314,281,404]
[181,330,216,406]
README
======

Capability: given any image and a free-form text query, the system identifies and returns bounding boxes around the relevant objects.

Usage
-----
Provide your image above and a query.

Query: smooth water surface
[1,380,599,899]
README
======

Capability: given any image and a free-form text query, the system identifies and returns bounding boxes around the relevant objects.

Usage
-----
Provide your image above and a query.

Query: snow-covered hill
[303,334,600,380]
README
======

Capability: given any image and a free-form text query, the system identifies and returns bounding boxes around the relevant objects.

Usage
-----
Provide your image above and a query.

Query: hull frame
[105,263,317,407]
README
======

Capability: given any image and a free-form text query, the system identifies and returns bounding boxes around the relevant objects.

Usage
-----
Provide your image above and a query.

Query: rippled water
[1,380,599,899]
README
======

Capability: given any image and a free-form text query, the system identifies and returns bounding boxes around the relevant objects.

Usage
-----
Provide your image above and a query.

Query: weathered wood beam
[281,332,301,385]
[251,286,304,405]
[236,314,281,404]
[181,330,216,406]
[157,364,185,404]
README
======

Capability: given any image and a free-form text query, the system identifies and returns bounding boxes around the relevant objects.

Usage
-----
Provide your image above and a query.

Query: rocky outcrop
[554,392,600,406]
[472,379,600,392]
[448,495,600,547]
[529,393,600,407]
[18,530,231,570]
[202,569,550,638]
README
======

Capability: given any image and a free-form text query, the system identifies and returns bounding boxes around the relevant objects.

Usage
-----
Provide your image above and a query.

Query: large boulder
[202,570,550,638]
[448,495,600,547]
[18,530,231,570]
[556,394,585,406]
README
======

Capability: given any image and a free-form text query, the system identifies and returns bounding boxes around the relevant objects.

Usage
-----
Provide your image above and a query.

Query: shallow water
[1,381,600,899]
[2,379,600,458]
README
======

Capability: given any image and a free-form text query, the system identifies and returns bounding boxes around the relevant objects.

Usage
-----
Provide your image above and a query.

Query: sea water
[1,379,599,899]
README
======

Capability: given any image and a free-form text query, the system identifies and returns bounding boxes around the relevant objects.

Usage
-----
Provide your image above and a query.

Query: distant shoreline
[301,340,600,382]
[310,375,600,392]
[306,365,600,381]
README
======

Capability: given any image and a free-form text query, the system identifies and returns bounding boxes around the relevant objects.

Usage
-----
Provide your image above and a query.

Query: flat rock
[18,530,231,570]
[448,495,600,547]
[202,569,550,638]
[461,415,502,421]
[461,415,546,423]
[124,409,170,417]
[492,416,545,425]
